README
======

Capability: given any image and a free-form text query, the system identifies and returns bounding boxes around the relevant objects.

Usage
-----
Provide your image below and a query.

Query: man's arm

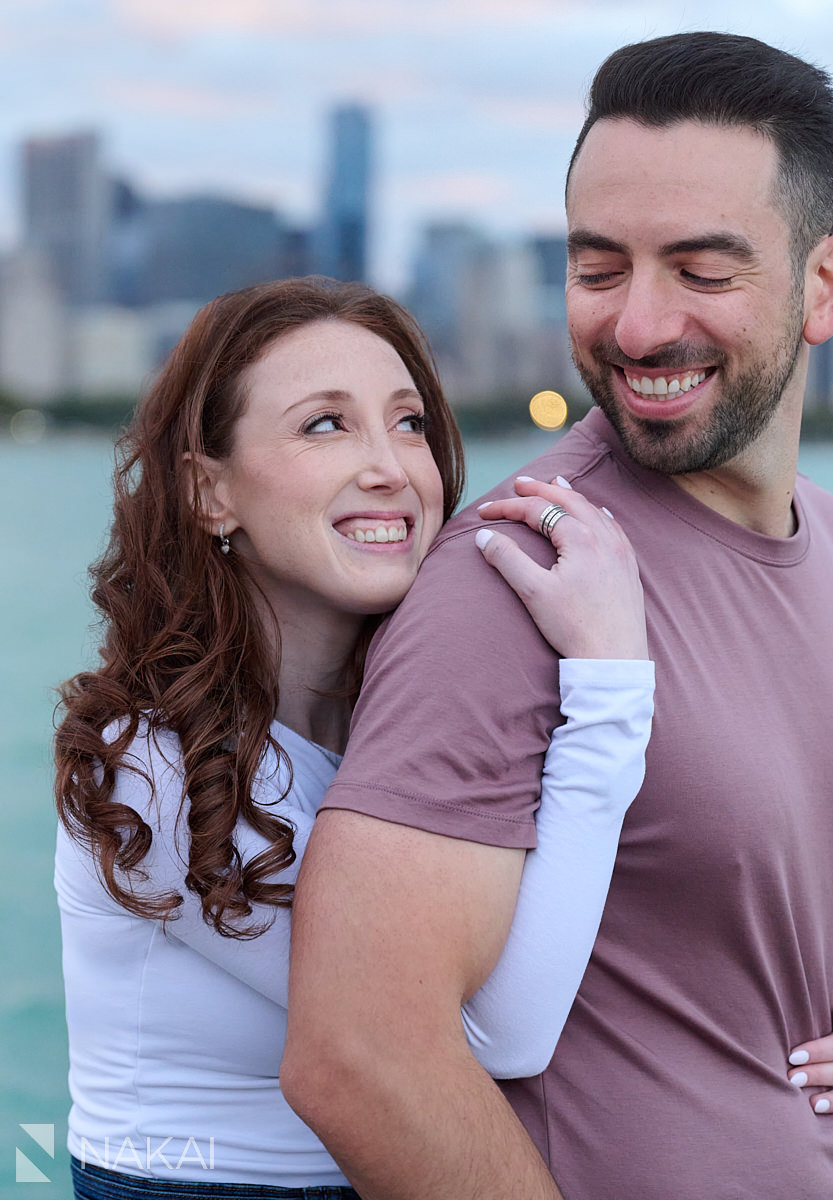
[282,809,563,1200]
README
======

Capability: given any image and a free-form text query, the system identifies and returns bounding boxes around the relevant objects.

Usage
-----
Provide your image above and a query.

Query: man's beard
[573,304,805,476]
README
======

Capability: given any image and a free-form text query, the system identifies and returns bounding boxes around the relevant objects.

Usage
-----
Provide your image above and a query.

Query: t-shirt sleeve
[461,658,655,1078]
[322,520,565,848]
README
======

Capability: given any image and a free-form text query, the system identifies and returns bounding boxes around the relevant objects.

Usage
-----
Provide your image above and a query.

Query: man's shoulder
[795,470,833,555]
[434,408,621,551]
[361,411,629,669]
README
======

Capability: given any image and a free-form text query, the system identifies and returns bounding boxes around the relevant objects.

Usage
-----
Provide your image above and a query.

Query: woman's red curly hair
[55,277,465,937]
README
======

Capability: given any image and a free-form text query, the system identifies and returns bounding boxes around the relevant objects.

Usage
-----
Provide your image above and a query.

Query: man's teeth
[625,371,708,398]
[344,522,408,544]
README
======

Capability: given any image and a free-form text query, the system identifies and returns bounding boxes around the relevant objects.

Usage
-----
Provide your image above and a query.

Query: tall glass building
[22,131,108,306]
[316,104,372,283]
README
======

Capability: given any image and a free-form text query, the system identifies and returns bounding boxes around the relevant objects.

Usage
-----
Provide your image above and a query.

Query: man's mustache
[589,340,727,371]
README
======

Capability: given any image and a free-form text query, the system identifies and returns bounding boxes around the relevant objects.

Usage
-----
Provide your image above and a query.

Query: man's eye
[681,270,734,288]
[576,271,621,287]
[303,412,342,434]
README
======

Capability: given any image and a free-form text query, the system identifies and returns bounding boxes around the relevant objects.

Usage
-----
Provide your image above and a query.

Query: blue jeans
[71,1158,362,1200]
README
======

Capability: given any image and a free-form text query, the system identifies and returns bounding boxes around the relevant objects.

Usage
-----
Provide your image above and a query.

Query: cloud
[103,78,278,120]
[477,96,586,134]
[111,0,629,41]
[387,169,519,216]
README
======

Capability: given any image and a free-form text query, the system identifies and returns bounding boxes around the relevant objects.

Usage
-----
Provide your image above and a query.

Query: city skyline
[0,1,831,289]
[4,91,833,412]
[0,112,579,409]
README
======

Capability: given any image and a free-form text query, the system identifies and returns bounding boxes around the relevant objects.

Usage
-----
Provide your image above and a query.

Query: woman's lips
[333,515,411,544]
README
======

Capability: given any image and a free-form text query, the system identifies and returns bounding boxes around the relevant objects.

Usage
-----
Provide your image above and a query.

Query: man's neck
[671,464,798,537]
[667,392,803,537]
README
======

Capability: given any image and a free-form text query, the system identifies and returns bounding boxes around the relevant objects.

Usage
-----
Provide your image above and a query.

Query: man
[282,32,833,1199]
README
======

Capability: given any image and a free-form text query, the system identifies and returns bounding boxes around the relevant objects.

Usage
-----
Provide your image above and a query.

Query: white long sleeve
[461,658,655,1078]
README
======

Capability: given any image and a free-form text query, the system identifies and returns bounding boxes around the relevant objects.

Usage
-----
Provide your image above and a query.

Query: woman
[55,277,652,1198]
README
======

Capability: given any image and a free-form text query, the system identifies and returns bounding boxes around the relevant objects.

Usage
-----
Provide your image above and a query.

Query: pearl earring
[218,524,230,555]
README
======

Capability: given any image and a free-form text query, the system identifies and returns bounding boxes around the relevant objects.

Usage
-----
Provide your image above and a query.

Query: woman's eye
[681,269,734,288]
[396,413,427,434]
[303,412,342,434]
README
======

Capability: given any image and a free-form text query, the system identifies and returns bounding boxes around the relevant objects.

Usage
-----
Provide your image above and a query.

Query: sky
[1,0,833,290]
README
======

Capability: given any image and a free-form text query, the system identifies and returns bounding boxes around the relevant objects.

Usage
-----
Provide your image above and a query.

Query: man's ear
[803,235,833,347]
[182,452,238,537]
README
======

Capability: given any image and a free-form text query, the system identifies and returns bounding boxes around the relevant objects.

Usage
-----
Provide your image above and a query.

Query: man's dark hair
[567,32,833,264]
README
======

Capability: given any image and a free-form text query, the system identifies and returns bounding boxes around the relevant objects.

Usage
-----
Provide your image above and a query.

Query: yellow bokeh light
[529,390,568,431]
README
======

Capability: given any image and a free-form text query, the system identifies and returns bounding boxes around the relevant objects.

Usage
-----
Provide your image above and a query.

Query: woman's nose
[355,435,409,492]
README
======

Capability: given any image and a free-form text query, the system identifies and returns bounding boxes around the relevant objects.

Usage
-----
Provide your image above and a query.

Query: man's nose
[614,271,688,362]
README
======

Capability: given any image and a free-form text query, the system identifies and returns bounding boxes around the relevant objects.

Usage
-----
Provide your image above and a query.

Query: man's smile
[624,369,710,398]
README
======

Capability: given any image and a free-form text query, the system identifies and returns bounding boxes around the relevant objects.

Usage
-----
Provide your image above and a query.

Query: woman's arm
[463,475,652,1076]
[108,663,652,1069]
[462,657,654,1077]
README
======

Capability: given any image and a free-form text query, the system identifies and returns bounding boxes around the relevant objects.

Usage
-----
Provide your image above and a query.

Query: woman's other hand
[789,1034,833,1114]
[474,475,648,661]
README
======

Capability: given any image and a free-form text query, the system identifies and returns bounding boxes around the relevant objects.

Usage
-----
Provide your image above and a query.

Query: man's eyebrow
[567,231,627,257]
[658,234,756,259]
[566,230,757,261]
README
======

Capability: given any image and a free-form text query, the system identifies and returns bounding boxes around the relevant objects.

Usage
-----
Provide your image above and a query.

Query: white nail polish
[515,475,536,482]
[789,1050,810,1066]
[602,506,614,519]
[790,1072,809,1087]
[474,529,494,549]
[556,475,573,489]
[814,1098,831,1113]
[476,501,493,509]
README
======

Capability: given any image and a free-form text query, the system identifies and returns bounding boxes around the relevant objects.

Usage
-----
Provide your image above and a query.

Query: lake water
[3,428,833,1196]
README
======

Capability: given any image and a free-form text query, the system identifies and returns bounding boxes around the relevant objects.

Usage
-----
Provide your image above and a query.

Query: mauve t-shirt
[324,409,833,1199]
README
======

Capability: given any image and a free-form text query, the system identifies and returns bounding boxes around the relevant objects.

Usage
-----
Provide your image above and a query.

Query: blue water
[3,429,833,1196]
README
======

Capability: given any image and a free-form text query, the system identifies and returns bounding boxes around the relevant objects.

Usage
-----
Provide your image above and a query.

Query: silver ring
[539,503,569,539]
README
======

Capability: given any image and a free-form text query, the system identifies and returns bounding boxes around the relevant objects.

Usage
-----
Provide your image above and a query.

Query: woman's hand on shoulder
[475,475,648,661]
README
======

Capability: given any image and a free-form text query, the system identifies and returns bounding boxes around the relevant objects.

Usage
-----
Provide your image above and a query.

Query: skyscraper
[316,105,372,282]
[128,195,285,306]
[21,131,108,306]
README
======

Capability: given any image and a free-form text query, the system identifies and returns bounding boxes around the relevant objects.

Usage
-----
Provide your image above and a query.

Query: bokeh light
[529,390,567,431]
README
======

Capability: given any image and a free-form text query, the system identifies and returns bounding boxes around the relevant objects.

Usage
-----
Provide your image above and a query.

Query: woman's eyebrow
[283,387,423,417]
[283,389,353,416]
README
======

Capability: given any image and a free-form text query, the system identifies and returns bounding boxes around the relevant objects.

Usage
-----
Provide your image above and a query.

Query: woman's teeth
[344,522,408,544]
[626,370,707,398]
